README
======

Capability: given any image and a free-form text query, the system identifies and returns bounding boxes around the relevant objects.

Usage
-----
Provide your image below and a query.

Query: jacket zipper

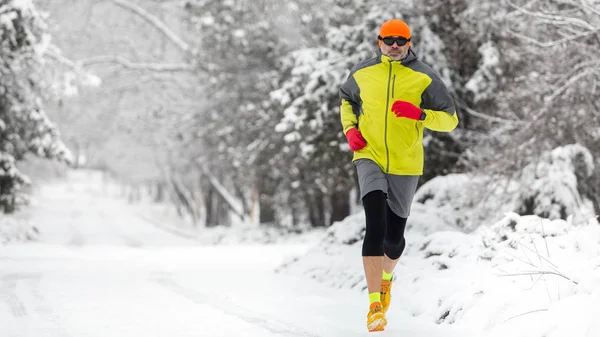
[384,61,393,173]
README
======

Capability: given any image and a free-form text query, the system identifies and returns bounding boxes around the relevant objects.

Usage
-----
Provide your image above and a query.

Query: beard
[386,48,407,60]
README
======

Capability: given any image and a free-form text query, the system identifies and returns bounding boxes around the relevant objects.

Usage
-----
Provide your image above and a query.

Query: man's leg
[383,205,408,273]
[361,189,388,332]
[361,190,387,295]
[354,159,388,299]
[354,159,389,331]
[380,175,419,313]
[383,255,400,277]
[383,175,418,270]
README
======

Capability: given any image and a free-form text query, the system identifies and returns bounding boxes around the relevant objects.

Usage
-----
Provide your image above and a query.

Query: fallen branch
[503,308,548,324]
[516,241,559,269]
[497,270,578,285]
[200,165,246,220]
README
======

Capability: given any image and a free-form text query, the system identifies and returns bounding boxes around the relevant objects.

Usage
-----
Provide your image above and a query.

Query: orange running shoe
[367,302,387,332]
[380,280,392,313]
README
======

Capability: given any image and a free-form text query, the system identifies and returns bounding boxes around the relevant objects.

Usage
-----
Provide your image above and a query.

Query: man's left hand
[391,100,423,120]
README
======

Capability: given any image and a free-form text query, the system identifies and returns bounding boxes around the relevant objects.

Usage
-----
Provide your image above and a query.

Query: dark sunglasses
[378,35,411,46]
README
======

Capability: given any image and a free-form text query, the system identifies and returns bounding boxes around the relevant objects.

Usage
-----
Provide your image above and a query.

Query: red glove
[345,128,366,151]
[391,100,423,120]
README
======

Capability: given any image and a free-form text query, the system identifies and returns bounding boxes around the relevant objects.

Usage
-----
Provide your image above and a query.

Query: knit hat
[378,19,411,46]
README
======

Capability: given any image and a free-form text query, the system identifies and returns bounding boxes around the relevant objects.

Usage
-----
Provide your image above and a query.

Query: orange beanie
[378,19,411,46]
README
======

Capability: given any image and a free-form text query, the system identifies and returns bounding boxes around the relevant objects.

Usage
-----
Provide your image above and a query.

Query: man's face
[379,36,410,61]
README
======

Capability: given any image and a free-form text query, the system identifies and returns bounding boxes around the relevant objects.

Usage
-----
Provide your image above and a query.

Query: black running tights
[362,190,407,259]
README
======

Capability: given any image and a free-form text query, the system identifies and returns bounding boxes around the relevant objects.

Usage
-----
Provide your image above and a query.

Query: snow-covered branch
[200,165,246,220]
[505,0,596,30]
[44,48,79,69]
[46,48,194,73]
[455,96,526,125]
[507,26,600,48]
[80,55,195,72]
[545,68,600,103]
[580,0,600,17]
[110,0,193,55]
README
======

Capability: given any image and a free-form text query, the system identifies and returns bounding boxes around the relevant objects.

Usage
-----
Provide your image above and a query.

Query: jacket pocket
[410,122,422,148]
[389,119,418,150]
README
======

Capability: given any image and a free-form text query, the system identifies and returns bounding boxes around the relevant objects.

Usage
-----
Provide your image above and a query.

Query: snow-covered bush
[514,144,595,222]
[414,144,595,231]
[0,216,39,244]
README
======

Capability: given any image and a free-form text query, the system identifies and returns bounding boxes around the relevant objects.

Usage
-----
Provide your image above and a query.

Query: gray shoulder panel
[405,60,455,115]
[403,59,438,80]
[350,56,381,75]
[339,56,382,118]
[339,75,362,117]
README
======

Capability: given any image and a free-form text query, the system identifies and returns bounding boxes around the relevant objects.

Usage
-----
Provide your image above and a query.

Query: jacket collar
[377,48,418,65]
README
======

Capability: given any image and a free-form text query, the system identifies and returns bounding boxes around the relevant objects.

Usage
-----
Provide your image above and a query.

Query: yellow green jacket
[339,49,458,175]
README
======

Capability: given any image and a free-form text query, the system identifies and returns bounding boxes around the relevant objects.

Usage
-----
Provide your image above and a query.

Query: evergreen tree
[0,0,71,213]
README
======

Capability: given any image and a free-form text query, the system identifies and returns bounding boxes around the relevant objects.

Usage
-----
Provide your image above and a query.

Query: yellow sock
[369,292,380,305]
[382,270,393,281]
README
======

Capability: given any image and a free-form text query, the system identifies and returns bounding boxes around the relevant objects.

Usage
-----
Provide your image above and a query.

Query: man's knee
[383,206,408,259]
[384,237,406,260]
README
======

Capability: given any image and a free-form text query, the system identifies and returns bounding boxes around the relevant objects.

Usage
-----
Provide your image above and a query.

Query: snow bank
[0,216,39,244]
[413,144,595,231]
[278,144,599,336]
[278,207,600,336]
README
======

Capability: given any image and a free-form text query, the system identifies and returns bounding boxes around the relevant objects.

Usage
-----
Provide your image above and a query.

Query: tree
[462,0,600,213]
[0,0,71,213]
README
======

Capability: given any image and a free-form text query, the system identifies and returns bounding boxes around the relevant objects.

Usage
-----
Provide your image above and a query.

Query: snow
[409,145,596,232]
[465,41,502,103]
[1,170,469,337]
[0,217,38,244]
[280,203,600,337]
[1,168,599,336]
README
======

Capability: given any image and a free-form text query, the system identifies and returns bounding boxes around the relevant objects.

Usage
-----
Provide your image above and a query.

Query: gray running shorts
[354,159,420,217]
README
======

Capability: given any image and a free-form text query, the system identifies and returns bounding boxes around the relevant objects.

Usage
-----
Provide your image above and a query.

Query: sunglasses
[378,35,411,46]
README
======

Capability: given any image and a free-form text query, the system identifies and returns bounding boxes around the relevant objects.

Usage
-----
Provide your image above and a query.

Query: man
[339,19,458,332]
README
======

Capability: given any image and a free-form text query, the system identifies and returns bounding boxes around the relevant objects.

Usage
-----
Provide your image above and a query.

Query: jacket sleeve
[339,72,362,135]
[420,72,458,132]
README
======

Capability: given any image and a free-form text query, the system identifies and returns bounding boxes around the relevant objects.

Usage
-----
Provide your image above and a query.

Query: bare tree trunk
[205,186,216,227]
[257,174,276,225]
[330,189,350,226]
[154,181,165,202]
[306,189,326,228]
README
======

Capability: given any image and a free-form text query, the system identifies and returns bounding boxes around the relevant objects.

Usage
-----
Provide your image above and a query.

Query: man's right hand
[345,128,367,151]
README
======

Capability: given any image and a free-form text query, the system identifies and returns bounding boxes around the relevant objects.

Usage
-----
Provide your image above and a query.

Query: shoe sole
[367,315,387,332]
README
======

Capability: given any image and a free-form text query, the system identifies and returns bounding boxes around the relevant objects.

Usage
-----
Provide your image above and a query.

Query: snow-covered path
[0,171,473,337]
